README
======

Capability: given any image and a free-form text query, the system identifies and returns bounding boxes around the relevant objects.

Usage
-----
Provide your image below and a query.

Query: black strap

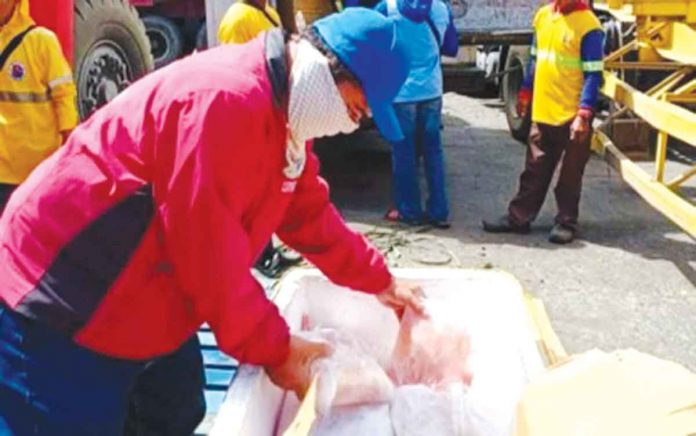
[425,16,441,48]
[243,0,280,28]
[0,25,36,71]
[264,29,289,109]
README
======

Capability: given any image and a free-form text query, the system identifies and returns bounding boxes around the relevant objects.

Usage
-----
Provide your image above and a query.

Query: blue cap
[313,8,408,142]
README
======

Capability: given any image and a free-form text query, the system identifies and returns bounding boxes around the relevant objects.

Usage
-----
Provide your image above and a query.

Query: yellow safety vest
[0,0,78,185]
[531,5,602,126]
[218,2,281,45]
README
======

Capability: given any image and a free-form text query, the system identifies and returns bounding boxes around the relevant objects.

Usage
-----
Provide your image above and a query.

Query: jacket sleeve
[160,91,290,367]
[40,29,78,132]
[276,143,393,294]
[521,33,536,92]
[579,29,605,112]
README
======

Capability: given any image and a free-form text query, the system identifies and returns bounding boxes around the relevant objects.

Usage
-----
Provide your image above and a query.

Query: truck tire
[74,0,154,119]
[195,21,208,51]
[502,46,532,143]
[143,15,184,69]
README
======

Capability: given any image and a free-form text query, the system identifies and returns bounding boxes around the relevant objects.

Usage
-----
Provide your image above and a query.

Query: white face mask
[288,39,360,145]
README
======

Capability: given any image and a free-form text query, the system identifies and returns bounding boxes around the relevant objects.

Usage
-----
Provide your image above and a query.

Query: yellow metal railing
[596,0,696,238]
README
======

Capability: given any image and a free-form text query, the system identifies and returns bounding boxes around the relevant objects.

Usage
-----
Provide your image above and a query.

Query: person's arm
[517,33,536,117]
[277,143,393,294]
[160,91,291,367]
[578,29,604,118]
[570,29,604,142]
[42,30,79,140]
[276,145,424,314]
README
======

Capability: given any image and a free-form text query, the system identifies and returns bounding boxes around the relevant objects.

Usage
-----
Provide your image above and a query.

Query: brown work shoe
[481,215,530,234]
[548,224,576,244]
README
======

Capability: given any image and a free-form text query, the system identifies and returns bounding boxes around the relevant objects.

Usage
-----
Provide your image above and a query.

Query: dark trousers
[123,336,206,436]
[0,308,205,436]
[0,183,17,215]
[508,121,592,229]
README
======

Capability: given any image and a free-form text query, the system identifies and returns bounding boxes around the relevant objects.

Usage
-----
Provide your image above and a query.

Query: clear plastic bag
[391,384,481,436]
[389,299,473,389]
[301,328,394,416]
[312,404,393,436]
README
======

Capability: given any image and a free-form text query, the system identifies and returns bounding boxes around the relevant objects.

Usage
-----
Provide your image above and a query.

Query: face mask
[288,39,360,145]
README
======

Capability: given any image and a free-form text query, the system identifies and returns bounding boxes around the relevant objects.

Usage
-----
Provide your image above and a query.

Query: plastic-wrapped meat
[391,385,455,436]
[391,384,482,436]
[390,300,473,389]
[301,328,394,415]
[312,404,394,436]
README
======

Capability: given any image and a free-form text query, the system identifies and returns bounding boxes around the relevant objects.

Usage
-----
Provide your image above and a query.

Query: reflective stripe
[530,46,537,55]
[536,49,582,69]
[0,91,50,103]
[582,60,604,72]
[48,75,73,89]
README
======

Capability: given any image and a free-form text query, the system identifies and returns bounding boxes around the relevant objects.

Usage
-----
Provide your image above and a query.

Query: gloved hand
[376,279,426,319]
[265,335,333,398]
[570,109,592,143]
[517,88,532,118]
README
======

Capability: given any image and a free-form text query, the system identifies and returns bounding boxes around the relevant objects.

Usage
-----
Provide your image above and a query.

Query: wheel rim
[146,27,170,63]
[77,41,133,118]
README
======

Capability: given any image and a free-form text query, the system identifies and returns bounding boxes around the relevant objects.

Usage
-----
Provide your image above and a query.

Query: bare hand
[569,114,590,143]
[265,335,332,398]
[376,279,426,318]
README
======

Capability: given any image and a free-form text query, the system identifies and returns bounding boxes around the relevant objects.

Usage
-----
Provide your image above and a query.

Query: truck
[31,0,154,119]
[130,0,208,68]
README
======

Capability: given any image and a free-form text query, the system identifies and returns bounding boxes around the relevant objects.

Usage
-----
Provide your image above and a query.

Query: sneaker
[481,215,530,234]
[548,224,576,244]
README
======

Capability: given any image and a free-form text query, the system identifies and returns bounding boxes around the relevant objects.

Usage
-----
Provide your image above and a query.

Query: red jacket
[0,31,392,366]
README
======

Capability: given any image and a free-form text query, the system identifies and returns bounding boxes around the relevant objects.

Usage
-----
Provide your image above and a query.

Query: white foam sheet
[210,268,546,436]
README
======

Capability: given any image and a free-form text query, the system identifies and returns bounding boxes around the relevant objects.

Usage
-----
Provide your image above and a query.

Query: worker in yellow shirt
[483,0,603,244]
[0,0,78,213]
[218,0,283,44]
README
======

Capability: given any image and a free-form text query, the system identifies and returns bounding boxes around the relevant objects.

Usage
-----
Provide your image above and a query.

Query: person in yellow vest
[0,0,77,213]
[218,0,283,44]
[483,0,604,244]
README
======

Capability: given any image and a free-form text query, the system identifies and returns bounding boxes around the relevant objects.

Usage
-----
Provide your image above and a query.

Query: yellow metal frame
[597,0,696,238]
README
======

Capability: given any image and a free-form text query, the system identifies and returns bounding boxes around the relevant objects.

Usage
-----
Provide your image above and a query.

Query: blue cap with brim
[313,8,408,142]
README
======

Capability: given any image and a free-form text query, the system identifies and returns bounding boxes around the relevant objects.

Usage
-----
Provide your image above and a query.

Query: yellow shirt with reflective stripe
[0,0,78,184]
[531,5,602,126]
[218,2,281,45]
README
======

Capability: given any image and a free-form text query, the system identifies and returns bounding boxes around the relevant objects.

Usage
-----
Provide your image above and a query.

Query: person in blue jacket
[376,0,454,228]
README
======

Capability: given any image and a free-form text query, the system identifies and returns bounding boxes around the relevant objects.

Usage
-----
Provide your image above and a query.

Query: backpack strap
[0,25,37,71]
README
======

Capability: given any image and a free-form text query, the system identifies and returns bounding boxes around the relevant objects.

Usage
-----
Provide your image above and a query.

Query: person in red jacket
[0,9,420,435]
